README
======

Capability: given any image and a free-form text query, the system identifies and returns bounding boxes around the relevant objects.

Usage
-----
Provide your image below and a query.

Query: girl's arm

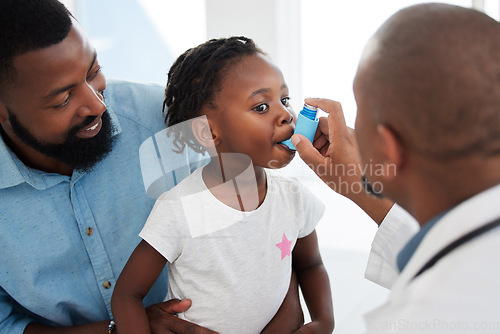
[111,240,167,334]
[260,270,304,333]
[292,230,334,333]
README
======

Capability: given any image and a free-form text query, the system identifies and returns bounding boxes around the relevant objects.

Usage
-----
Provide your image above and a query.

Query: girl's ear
[192,117,217,149]
[377,124,405,180]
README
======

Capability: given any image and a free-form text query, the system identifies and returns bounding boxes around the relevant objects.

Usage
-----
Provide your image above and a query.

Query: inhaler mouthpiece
[281,103,319,150]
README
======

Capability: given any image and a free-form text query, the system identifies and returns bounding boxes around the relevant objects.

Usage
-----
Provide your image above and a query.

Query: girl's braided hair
[163,36,264,153]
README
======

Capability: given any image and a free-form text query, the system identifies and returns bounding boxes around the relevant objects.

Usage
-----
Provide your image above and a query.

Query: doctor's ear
[192,117,217,149]
[377,124,405,179]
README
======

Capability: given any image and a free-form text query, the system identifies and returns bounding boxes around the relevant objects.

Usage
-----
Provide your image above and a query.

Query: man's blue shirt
[0,80,205,333]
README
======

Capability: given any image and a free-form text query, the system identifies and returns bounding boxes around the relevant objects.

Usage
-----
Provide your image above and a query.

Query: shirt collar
[397,210,450,272]
[0,108,122,190]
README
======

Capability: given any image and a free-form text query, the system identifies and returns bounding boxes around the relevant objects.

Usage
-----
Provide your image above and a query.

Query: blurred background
[61,1,499,332]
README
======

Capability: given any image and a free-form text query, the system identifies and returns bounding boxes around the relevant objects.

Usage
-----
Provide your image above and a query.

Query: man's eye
[87,66,102,81]
[253,103,269,113]
[281,97,290,106]
[53,94,71,108]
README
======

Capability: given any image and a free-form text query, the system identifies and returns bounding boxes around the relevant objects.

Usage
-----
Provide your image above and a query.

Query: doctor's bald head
[354,3,500,162]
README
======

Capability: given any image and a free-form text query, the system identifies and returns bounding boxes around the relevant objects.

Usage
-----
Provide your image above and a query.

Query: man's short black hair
[0,0,72,90]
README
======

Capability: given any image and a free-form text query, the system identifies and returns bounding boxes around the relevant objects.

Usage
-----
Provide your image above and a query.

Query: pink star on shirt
[276,233,292,260]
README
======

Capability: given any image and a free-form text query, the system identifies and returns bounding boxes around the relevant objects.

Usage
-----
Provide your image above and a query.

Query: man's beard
[6,109,117,173]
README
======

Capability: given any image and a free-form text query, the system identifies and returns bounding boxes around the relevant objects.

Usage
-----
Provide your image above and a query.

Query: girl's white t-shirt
[140,167,325,334]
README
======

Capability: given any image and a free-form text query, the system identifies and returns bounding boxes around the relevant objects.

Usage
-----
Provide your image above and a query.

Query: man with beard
[0,1,304,333]
[293,3,500,333]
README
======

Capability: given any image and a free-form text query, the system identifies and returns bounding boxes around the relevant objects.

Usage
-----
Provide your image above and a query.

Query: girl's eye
[281,97,290,106]
[253,103,269,113]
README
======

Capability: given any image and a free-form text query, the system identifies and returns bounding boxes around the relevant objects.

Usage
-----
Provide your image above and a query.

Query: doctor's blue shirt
[0,80,205,333]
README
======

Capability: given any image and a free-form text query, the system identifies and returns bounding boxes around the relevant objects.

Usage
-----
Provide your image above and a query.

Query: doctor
[293,3,500,333]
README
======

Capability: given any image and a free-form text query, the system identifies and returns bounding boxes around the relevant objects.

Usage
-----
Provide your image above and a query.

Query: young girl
[111,36,334,334]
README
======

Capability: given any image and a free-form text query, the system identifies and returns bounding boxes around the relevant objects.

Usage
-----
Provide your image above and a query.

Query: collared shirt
[0,80,206,333]
[365,185,500,333]
[396,210,449,272]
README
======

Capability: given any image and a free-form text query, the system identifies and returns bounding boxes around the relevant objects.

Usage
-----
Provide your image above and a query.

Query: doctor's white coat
[364,184,500,334]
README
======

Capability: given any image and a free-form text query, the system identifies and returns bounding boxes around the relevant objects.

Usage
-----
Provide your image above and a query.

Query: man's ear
[377,124,405,180]
[192,117,218,149]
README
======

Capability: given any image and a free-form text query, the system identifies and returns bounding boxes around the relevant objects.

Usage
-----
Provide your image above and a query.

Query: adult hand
[147,299,218,334]
[292,99,360,194]
[292,98,393,224]
[24,300,218,334]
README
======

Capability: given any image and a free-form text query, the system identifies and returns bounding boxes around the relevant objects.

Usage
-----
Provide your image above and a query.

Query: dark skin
[291,231,334,333]
[293,5,500,229]
[112,183,332,333]
[27,279,305,334]
[292,98,394,225]
[112,54,334,333]
[0,19,305,334]
[351,4,500,226]
[25,301,201,334]
[111,235,330,334]
[0,21,106,177]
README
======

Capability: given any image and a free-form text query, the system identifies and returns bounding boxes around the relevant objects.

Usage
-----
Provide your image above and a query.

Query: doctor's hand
[291,98,393,224]
[147,299,219,334]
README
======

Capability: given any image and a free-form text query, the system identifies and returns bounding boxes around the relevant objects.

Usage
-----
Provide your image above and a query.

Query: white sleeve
[139,196,187,263]
[364,204,419,289]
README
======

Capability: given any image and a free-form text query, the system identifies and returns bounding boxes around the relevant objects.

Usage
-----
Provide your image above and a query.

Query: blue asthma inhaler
[281,103,319,150]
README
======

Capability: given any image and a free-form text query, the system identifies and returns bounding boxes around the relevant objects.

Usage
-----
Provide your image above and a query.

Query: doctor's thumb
[292,134,323,167]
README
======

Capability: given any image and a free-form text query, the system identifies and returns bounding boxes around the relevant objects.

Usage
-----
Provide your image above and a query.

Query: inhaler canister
[281,103,319,150]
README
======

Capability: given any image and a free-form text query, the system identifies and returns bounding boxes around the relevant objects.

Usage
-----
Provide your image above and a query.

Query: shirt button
[103,281,112,289]
[85,227,93,236]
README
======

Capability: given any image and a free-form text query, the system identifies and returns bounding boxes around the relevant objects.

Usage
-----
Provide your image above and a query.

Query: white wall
[206,0,303,112]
